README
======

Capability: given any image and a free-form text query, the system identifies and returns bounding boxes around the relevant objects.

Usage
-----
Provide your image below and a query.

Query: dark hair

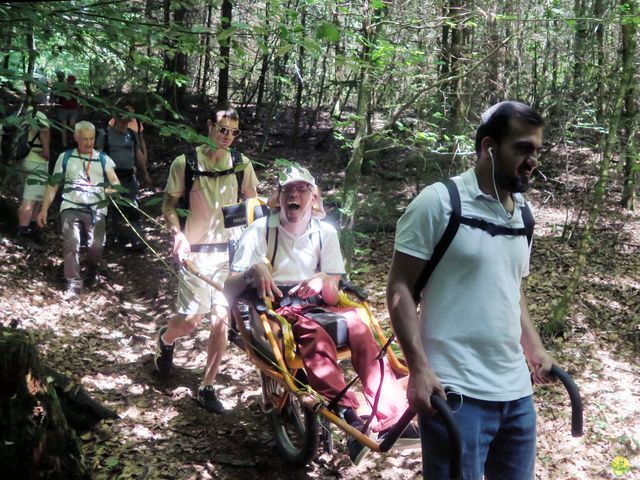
[115,97,134,110]
[475,101,544,155]
[213,105,239,123]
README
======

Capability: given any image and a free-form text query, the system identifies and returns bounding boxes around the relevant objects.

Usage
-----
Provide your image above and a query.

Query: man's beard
[494,170,532,193]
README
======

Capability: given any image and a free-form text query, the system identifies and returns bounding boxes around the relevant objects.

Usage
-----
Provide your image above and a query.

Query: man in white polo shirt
[387,101,556,480]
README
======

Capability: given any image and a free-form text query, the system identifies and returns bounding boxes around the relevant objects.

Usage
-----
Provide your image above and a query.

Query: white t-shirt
[394,168,533,401]
[53,149,116,216]
[231,213,346,285]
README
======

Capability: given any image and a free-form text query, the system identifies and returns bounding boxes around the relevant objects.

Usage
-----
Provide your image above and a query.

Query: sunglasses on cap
[214,124,241,137]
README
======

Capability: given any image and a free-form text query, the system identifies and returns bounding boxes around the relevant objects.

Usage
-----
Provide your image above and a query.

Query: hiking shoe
[340,407,370,465]
[84,269,100,288]
[378,421,421,450]
[64,284,81,300]
[154,327,174,377]
[347,436,370,465]
[16,228,43,251]
[196,385,224,414]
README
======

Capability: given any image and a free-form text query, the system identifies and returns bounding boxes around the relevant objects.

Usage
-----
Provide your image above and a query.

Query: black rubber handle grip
[550,364,583,437]
[379,395,462,479]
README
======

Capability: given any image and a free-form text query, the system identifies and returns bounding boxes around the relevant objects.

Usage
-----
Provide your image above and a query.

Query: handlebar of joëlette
[549,364,583,437]
[378,395,462,479]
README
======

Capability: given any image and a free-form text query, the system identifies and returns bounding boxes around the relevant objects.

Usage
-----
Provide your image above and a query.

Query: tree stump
[0,327,91,479]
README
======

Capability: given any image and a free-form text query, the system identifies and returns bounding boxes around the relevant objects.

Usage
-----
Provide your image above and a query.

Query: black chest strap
[412,178,535,302]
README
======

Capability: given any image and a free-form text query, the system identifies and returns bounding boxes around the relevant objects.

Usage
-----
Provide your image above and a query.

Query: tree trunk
[0,327,91,479]
[572,0,588,99]
[619,0,638,209]
[217,0,233,108]
[200,3,213,98]
[547,0,637,334]
[292,9,306,144]
[339,0,385,272]
[255,1,271,118]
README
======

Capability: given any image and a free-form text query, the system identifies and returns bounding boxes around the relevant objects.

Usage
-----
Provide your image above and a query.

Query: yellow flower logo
[611,456,631,477]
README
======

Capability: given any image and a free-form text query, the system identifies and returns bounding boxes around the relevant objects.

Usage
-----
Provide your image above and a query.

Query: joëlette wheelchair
[184,261,583,478]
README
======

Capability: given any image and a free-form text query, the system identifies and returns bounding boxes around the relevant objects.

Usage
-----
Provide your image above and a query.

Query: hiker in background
[57,74,81,148]
[386,101,556,480]
[37,121,120,300]
[50,70,65,107]
[154,105,259,414]
[16,102,51,250]
[96,98,150,251]
[107,99,149,175]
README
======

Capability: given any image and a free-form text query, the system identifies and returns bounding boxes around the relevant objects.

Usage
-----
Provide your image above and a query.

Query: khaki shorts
[21,158,48,201]
[176,250,229,315]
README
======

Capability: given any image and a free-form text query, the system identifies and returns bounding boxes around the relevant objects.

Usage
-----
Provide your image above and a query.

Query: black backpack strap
[520,202,535,247]
[181,147,198,211]
[230,148,245,202]
[127,127,137,152]
[102,127,110,155]
[459,217,528,237]
[413,178,461,302]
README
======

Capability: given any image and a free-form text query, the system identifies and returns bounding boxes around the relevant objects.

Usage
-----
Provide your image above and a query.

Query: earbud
[488,147,494,160]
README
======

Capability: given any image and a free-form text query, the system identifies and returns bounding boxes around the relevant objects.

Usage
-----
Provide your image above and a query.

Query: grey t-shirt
[96,127,136,170]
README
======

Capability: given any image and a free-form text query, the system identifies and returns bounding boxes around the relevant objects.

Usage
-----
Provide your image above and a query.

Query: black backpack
[177,147,245,229]
[16,130,41,160]
[1,108,41,162]
[412,178,535,301]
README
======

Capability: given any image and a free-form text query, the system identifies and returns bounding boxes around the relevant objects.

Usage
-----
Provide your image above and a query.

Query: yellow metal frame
[184,259,408,454]
[230,291,408,454]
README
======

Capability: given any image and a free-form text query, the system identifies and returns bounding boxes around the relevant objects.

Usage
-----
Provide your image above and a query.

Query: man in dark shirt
[95,102,150,250]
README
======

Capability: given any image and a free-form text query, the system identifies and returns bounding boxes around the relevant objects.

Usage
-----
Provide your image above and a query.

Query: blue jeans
[420,394,536,480]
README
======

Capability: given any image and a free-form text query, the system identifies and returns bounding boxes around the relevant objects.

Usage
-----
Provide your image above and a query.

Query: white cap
[278,165,316,187]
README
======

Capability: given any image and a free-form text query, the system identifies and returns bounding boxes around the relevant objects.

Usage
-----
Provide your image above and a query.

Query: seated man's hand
[247,262,282,301]
[289,272,327,299]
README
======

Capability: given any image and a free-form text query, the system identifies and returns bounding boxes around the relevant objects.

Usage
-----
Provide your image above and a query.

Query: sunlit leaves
[315,21,340,42]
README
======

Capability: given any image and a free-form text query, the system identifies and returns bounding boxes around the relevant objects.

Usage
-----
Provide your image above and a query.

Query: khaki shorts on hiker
[176,250,229,315]
[21,158,48,201]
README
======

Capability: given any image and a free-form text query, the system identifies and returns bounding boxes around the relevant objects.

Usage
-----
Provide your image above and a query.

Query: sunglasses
[215,124,241,137]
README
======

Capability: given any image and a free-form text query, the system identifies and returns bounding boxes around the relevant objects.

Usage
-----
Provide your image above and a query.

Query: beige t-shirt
[165,145,259,245]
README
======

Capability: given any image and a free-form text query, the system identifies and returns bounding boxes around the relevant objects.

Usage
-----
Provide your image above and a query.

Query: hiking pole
[550,365,583,437]
[379,395,462,480]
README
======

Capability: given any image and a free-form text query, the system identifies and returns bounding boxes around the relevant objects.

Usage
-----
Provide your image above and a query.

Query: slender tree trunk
[340,0,386,271]
[217,0,232,108]
[255,1,271,117]
[292,9,306,143]
[201,3,213,98]
[620,0,638,209]
[593,0,606,125]
[24,32,36,103]
[548,0,637,334]
[572,0,588,100]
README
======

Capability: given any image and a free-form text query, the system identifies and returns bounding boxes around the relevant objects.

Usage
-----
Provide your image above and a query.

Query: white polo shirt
[53,148,116,216]
[395,168,533,401]
[231,212,346,284]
